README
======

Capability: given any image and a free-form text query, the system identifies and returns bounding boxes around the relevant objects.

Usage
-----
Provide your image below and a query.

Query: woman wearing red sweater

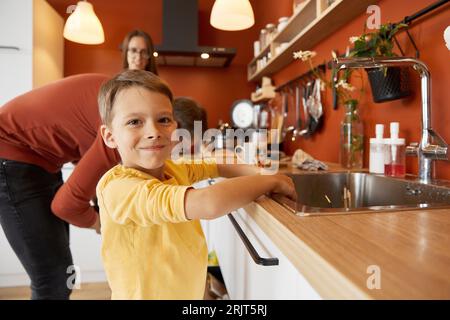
[0,74,120,299]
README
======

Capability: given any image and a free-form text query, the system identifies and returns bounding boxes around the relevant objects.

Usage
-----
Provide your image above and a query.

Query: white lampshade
[63,1,105,45]
[444,26,450,51]
[210,0,255,31]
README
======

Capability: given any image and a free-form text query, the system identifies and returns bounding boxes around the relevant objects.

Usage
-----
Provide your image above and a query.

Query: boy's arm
[216,164,260,178]
[185,174,296,220]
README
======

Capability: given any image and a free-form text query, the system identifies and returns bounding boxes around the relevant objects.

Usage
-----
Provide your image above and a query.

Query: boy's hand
[270,174,297,201]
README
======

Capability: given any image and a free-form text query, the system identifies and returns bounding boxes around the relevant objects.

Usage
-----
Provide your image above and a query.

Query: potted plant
[349,23,411,103]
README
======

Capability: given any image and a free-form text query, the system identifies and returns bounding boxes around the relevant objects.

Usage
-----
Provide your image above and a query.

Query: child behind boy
[96,70,296,299]
[172,96,208,158]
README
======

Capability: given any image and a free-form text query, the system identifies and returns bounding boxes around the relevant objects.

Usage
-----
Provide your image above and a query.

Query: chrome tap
[333,57,449,183]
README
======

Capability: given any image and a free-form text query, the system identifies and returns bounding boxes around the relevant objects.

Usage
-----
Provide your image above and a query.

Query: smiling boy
[96,70,296,299]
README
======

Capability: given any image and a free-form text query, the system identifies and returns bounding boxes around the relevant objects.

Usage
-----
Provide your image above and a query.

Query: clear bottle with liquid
[384,122,406,177]
[340,99,364,169]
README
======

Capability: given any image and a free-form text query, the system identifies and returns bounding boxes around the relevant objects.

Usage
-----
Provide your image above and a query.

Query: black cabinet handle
[228,213,279,266]
[0,46,20,51]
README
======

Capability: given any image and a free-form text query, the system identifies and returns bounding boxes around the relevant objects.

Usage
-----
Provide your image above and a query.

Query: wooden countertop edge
[242,200,372,299]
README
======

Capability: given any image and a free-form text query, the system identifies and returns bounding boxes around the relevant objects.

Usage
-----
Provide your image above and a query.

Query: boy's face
[101,86,177,175]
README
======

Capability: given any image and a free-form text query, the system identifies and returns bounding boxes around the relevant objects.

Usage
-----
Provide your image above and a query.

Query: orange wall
[47,0,260,130]
[253,0,450,179]
[49,0,449,179]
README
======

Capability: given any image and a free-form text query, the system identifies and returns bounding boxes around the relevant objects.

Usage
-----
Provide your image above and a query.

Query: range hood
[155,0,236,67]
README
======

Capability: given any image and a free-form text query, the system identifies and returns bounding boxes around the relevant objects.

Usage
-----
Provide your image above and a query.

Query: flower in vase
[293,50,317,61]
[335,79,356,91]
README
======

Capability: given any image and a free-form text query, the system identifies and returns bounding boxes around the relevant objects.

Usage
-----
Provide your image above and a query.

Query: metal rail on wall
[275,63,326,92]
[276,0,449,92]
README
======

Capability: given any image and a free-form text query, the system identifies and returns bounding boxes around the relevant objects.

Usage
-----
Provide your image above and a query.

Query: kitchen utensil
[269,93,284,145]
[306,78,323,135]
[284,84,297,139]
[299,81,312,136]
[280,86,293,140]
[291,81,302,141]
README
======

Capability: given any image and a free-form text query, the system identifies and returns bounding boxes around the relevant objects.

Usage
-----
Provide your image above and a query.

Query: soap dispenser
[384,122,406,177]
[369,124,385,174]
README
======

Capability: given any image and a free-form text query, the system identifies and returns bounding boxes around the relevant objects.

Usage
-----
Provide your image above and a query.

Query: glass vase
[340,99,364,169]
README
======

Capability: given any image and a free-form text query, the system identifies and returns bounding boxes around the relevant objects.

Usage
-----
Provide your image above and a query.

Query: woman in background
[121,30,158,73]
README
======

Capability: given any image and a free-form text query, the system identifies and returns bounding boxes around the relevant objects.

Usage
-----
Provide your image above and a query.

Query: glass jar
[340,99,364,169]
[259,29,268,50]
[265,23,277,44]
[277,17,289,33]
[253,40,260,57]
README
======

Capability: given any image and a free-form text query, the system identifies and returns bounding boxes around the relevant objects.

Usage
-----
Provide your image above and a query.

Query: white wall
[0,0,63,107]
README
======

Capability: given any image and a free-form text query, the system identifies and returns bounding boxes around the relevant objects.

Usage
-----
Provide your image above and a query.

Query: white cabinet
[207,208,321,299]
[0,0,63,106]
[0,50,33,107]
[0,0,33,51]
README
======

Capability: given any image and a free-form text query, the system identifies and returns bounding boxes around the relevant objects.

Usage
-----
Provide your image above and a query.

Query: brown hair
[98,70,173,126]
[121,30,158,74]
[173,97,208,135]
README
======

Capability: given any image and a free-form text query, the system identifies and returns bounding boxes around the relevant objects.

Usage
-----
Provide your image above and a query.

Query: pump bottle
[384,122,406,177]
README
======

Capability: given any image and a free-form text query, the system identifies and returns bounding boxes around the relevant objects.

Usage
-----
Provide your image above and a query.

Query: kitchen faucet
[333,57,449,183]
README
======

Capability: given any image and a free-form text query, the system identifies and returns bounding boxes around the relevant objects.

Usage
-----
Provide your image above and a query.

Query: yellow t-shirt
[96,159,218,299]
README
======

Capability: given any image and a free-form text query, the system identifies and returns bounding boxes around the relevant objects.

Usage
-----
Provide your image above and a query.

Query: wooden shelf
[272,0,317,43]
[247,0,378,82]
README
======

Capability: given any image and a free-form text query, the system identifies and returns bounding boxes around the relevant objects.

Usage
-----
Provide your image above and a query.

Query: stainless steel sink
[272,172,450,216]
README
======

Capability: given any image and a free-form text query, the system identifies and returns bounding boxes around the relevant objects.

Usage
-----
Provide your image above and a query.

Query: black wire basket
[366,67,411,103]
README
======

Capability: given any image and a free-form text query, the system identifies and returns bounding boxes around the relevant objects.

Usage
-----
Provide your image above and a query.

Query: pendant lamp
[210,0,255,31]
[63,1,105,45]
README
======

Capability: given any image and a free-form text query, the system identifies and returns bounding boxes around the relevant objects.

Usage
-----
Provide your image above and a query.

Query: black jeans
[0,159,74,299]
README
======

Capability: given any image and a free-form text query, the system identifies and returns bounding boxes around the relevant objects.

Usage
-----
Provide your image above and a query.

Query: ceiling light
[210,0,255,31]
[63,1,105,45]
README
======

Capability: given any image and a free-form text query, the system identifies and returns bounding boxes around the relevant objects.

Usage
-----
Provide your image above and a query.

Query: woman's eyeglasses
[127,48,150,59]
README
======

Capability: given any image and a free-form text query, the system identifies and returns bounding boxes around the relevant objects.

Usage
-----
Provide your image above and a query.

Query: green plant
[349,22,411,102]
[349,22,408,58]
